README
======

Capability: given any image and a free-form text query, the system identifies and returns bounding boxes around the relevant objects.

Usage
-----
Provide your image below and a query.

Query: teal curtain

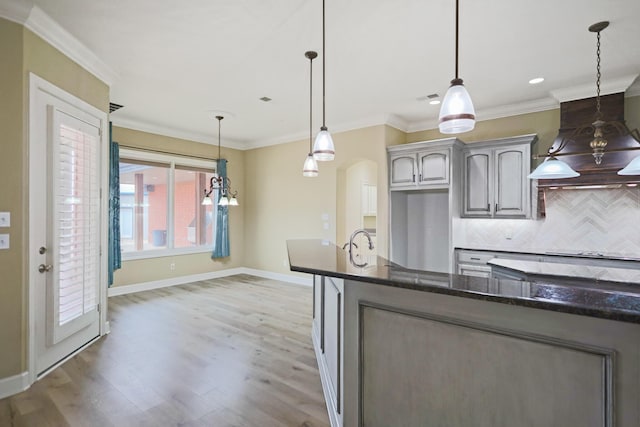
[108,123,121,285]
[212,159,230,258]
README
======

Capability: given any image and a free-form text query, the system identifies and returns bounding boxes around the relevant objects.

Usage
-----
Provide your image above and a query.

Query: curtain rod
[116,143,221,162]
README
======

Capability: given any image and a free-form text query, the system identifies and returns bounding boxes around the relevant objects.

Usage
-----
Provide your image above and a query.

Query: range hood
[536,93,640,188]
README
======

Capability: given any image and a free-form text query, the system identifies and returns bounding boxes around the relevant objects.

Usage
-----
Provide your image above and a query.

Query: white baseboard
[0,371,29,399]
[108,268,246,297]
[108,267,313,297]
[239,267,313,287]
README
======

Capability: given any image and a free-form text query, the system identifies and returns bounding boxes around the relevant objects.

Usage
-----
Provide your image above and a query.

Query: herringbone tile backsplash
[453,187,640,258]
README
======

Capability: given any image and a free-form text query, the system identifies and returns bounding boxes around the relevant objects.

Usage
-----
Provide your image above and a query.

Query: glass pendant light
[528,157,580,179]
[312,0,335,161]
[303,51,319,177]
[438,0,475,134]
[618,156,640,175]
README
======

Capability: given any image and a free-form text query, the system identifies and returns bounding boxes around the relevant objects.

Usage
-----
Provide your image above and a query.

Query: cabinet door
[463,150,492,216]
[418,150,449,186]
[361,184,377,216]
[494,147,529,217]
[323,277,342,414]
[390,154,417,188]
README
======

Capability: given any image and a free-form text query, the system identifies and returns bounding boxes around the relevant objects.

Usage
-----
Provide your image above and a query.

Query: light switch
[0,234,9,249]
[0,212,9,227]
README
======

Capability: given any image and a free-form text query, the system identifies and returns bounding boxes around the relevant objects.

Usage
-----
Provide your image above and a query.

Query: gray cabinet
[389,139,458,190]
[455,248,543,279]
[312,275,343,427]
[388,138,463,274]
[462,134,537,218]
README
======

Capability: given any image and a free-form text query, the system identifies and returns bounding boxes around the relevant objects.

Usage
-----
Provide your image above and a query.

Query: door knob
[38,264,53,273]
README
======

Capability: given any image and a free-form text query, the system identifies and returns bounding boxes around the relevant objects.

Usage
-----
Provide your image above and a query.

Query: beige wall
[0,19,26,380]
[110,127,245,286]
[244,125,392,275]
[0,19,109,380]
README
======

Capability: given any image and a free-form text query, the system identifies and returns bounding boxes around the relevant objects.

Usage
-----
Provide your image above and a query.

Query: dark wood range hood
[537,93,640,188]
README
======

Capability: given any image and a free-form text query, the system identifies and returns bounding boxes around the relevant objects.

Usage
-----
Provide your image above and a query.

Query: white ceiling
[6,0,640,149]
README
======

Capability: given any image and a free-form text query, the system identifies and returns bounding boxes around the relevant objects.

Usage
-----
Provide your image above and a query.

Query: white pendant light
[618,155,640,175]
[303,51,319,177]
[528,157,580,179]
[438,0,475,134]
[312,0,335,161]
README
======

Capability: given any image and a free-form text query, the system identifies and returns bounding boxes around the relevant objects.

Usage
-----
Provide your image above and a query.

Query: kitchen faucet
[346,229,375,267]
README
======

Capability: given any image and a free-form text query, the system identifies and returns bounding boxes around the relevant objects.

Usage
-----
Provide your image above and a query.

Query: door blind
[55,122,100,326]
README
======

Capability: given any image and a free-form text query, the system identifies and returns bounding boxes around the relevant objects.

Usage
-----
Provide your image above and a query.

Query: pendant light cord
[217,116,222,160]
[455,0,459,80]
[322,0,326,128]
[595,29,602,118]
[310,54,314,152]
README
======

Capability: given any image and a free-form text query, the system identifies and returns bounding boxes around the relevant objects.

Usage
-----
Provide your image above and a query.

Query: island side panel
[360,305,608,427]
[341,279,640,427]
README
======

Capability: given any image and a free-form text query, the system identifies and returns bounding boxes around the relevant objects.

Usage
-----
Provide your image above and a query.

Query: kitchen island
[287,239,640,427]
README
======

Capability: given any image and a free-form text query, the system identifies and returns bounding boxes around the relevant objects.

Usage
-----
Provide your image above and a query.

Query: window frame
[119,148,217,261]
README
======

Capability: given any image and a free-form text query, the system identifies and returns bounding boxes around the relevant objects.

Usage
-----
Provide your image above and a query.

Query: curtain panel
[108,123,121,285]
[212,159,230,258]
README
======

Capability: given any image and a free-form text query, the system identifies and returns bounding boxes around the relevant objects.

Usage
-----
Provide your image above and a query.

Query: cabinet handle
[487,204,490,211]
[495,203,498,212]
[413,174,416,182]
[470,257,481,261]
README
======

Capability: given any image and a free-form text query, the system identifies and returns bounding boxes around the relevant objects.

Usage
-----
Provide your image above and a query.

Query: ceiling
[7,0,640,149]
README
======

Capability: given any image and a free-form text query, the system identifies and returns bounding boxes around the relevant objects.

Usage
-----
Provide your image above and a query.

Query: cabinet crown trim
[387,137,464,153]
[461,133,538,151]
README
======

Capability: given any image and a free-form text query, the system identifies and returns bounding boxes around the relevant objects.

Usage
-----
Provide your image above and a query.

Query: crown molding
[0,0,32,24]
[0,1,119,85]
[244,113,410,150]
[110,115,247,151]
[550,74,638,103]
[406,96,559,133]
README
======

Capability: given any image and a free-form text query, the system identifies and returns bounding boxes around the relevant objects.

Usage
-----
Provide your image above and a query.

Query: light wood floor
[0,275,330,427]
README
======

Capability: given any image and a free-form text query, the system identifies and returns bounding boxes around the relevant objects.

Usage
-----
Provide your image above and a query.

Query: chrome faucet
[346,229,375,267]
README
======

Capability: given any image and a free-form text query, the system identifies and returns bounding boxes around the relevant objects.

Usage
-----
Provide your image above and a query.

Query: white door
[30,76,105,376]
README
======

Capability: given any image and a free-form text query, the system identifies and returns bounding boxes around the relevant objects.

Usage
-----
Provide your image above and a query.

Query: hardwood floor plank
[0,275,329,426]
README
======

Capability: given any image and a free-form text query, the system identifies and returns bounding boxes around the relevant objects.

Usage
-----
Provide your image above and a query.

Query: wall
[243,125,392,276]
[0,19,109,380]
[0,19,26,380]
[110,126,245,286]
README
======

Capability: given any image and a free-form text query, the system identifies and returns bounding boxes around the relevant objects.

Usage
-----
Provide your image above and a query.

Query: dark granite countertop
[287,239,640,324]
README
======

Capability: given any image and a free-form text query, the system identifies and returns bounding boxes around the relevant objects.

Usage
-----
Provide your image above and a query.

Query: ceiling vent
[109,102,124,113]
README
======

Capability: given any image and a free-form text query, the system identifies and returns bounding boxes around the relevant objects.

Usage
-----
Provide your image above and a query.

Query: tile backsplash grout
[453,187,640,257]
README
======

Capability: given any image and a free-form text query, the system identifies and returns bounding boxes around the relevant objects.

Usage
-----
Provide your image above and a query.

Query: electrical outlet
[283,259,288,267]
[0,234,9,249]
[170,262,175,271]
[0,212,9,227]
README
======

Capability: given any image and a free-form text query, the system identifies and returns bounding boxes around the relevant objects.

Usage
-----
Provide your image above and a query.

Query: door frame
[27,73,110,384]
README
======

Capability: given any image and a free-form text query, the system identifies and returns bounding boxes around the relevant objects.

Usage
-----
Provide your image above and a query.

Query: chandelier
[202,115,238,206]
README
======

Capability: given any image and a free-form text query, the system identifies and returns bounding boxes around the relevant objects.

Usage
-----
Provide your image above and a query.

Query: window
[118,149,217,259]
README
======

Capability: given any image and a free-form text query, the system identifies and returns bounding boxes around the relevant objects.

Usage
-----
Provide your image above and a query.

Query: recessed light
[529,77,544,85]
[259,96,272,102]
[429,100,441,105]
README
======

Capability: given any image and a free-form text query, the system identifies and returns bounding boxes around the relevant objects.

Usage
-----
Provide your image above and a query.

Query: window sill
[121,246,214,261]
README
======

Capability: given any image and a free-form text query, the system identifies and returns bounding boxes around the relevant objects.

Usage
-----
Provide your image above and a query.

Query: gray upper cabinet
[389,154,417,187]
[388,139,462,191]
[462,134,537,218]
